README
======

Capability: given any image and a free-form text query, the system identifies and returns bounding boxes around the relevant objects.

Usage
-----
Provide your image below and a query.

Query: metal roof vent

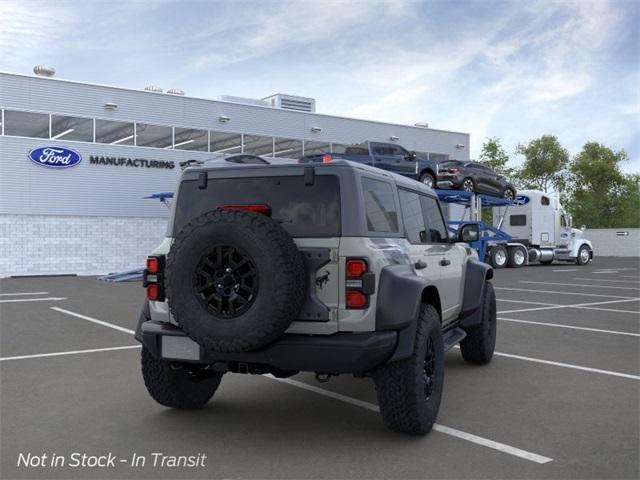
[144,85,163,93]
[33,65,55,77]
[262,94,316,113]
[414,122,429,128]
[167,89,185,96]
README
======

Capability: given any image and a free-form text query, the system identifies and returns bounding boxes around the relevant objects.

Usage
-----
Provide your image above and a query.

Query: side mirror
[405,151,417,161]
[458,224,479,242]
[581,225,586,231]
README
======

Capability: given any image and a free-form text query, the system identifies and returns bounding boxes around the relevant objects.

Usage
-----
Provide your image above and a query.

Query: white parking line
[495,287,636,299]
[498,299,563,307]
[520,281,640,291]
[499,297,640,314]
[573,278,640,284]
[51,307,135,335]
[0,345,141,362]
[552,269,578,272]
[490,351,640,380]
[0,291,49,296]
[621,275,640,279]
[498,317,639,337]
[268,376,553,464]
[0,297,67,304]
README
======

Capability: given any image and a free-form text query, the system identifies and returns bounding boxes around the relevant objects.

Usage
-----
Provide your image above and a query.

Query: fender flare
[375,264,441,362]
[458,259,493,329]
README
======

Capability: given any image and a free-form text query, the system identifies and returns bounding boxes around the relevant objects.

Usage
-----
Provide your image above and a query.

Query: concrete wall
[586,228,640,258]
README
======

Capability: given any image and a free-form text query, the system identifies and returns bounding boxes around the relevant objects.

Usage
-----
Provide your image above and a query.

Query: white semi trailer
[492,190,594,266]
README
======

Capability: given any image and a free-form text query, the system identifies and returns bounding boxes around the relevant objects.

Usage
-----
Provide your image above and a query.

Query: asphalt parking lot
[1,257,638,479]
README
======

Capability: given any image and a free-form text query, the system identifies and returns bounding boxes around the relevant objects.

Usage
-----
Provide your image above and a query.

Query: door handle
[414,260,427,270]
[440,258,451,266]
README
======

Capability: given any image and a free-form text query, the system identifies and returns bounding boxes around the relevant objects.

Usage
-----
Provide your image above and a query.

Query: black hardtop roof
[182,159,436,196]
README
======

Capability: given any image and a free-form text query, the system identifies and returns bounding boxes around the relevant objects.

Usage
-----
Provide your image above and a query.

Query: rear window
[173,175,341,237]
[510,214,527,226]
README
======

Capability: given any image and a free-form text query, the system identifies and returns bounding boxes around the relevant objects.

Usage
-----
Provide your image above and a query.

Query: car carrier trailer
[437,189,594,268]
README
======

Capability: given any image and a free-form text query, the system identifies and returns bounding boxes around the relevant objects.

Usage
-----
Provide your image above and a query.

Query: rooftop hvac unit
[144,85,163,93]
[262,94,316,113]
[33,65,55,77]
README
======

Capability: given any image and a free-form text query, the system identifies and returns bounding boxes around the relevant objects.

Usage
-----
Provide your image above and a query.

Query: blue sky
[1,0,638,172]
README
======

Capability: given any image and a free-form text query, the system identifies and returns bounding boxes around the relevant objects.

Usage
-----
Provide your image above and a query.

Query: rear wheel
[460,282,496,365]
[507,246,526,268]
[419,172,435,189]
[141,347,223,409]
[576,245,591,265]
[374,304,444,434]
[489,245,508,269]
[461,178,475,192]
[503,188,515,201]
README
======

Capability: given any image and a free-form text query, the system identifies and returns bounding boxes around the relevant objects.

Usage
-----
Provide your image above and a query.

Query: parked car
[299,141,439,188]
[137,159,496,434]
[437,160,516,199]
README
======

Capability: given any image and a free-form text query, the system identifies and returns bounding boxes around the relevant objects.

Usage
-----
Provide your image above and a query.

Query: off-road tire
[460,282,496,365]
[419,172,436,189]
[489,245,508,269]
[141,347,223,409]
[373,304,444,434]
[166,209,305,352]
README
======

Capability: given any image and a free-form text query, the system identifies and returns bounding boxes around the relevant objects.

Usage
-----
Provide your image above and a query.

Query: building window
[174,127,208,151]
[303,141,330,156]
[428,153,450,163]
[210,131,242,154]
[51,114,93,142]
[136,123,173,148]
[362,177,398,233]
[4,110,49,138]
[331,144,348,154]
[243,134,274,156]
[274,137,303,158]
[95,119,135,145]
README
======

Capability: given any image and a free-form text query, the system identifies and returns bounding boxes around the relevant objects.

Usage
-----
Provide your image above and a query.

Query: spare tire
[166,209,305,352]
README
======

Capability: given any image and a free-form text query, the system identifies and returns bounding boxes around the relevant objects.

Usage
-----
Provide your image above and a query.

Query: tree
[565,142,638,228]
[515,135,569,193]
[479,137,513,176]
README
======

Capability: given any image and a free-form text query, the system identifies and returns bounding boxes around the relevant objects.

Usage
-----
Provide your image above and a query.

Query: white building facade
[0,72,470,277]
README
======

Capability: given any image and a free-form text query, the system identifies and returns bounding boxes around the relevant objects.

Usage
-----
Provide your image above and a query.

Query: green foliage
[515,135,569,193]
[479,137,513,176]
[565,143,639,228]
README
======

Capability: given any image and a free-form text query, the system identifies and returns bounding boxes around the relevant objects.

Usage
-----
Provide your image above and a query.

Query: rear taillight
[345,257,374,309]
[221,204,271,215]
[448,167,461,173]
[144,255,165,301]
[322,154,332,163]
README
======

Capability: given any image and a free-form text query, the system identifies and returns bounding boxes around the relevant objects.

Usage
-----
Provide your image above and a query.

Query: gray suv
[136,160,496,434]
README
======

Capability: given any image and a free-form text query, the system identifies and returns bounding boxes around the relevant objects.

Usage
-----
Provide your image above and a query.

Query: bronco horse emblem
[315,270,330,289]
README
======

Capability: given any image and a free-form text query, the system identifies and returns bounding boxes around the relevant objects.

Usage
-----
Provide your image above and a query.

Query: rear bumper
[136,319,398,374]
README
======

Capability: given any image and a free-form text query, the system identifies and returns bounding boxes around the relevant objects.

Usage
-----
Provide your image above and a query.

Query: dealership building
[0,69,470,277]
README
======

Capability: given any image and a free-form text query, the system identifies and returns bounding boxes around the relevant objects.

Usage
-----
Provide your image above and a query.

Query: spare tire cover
[166,209,306,352]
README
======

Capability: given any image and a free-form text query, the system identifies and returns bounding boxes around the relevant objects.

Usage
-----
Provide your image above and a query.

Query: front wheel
[503,188,515,201]
[461,178,475,192]
[576,245,591,265]
[141,347,223,409]
[460,282,497,364]
[374,304,444,434]
[419,172,436,189]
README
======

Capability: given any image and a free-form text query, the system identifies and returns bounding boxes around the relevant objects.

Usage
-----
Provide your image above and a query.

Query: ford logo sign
[513,195,530,206]
[28,146,82,168]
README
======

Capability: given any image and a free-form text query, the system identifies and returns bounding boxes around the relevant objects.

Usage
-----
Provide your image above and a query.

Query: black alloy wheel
[194,245,258,318]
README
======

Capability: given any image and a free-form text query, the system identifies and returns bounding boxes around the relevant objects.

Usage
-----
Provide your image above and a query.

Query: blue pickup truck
[299,141,439,188]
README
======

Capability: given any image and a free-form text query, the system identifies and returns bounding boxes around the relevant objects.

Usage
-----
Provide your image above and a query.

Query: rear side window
[398,189,426,244]
[510,214,527,226]
[173,175,341,237]
[362,178,398,233]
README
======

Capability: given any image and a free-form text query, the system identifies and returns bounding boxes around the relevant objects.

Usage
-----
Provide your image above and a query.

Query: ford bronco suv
[135,160,496,434]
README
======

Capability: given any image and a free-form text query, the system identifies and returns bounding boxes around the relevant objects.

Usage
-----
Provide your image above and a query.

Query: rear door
[419,194,465,323]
